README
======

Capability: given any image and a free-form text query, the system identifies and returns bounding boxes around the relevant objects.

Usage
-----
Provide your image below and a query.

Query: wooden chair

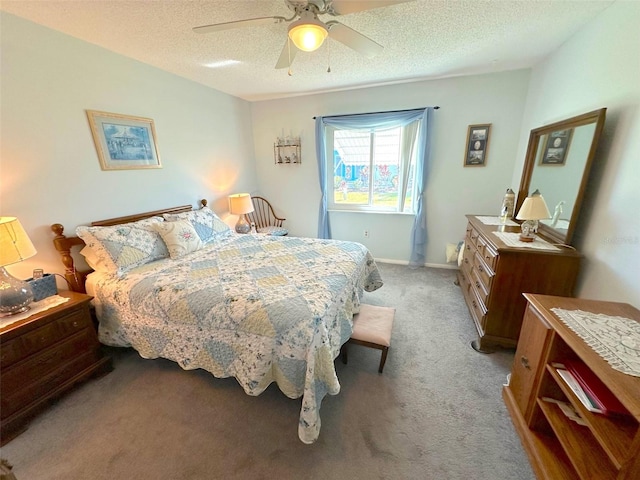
[342,304,395,373]
[246,196,288,236]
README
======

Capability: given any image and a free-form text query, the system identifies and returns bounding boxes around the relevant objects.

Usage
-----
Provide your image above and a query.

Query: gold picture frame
[86,110,162,171]
[463,124,491,167]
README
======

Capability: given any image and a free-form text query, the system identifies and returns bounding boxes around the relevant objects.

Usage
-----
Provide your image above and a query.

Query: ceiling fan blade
[327,0,414,16]
[193,16,286,34]
[275,39,298,69]
[327,22,383,58]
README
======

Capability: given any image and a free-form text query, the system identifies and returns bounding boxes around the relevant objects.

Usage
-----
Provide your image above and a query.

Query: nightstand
[0,291,112,445]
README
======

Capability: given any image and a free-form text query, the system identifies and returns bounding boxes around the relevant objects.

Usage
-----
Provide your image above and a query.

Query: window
[326,122,419,213]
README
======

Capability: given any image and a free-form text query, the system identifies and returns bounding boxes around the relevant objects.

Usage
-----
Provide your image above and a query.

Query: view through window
[328,125,417,213]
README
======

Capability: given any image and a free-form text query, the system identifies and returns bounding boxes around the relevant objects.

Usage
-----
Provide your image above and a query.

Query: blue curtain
[315,108,434,264]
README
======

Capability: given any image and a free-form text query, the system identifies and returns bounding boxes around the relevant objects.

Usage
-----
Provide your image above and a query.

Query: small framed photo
[464,124,491,167]
[86,110,162,170]
[540,129,573,165]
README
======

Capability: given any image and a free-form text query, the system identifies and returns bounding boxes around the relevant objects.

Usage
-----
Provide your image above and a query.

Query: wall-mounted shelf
[274,137,301,165]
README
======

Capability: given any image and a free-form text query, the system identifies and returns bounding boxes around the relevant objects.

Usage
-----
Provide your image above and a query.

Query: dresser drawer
[1,327,96,394]
[476,235,498,271]
[473,252,494,291]
[467,225,480,248]
[471,268,489,306]
[469,288,488,332]
[462,243,475,271]
[1,307,89,368]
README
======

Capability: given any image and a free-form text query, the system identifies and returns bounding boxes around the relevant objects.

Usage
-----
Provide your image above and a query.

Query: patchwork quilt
[91,233,383,443]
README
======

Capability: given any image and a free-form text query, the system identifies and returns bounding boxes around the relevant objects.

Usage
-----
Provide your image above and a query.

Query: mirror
[516,108,606,245]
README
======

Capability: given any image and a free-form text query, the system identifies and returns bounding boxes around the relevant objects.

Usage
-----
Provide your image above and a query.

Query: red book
[563,360,629,417]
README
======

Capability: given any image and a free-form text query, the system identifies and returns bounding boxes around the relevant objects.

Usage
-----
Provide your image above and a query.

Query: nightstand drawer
[1,351,100,419]
[1,307,88,368]
[1,327,97,394]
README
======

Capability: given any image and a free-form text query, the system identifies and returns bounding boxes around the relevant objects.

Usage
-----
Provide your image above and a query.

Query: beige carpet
[1,263,534,480]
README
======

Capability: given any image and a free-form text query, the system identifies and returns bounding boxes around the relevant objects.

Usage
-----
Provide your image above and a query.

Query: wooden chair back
[246,196,285,230]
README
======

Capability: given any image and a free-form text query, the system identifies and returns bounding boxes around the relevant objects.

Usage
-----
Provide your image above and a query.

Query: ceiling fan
[193,0,412,70]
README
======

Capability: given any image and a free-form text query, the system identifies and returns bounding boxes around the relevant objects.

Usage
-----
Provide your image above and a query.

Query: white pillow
[76,217,169,276]
[163,206,230,243]
[152,220,203,259]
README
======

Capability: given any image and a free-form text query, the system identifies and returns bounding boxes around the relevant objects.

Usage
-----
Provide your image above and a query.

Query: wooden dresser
[0,291,112,444]
[503,294,640,479]
[457,215,581,352]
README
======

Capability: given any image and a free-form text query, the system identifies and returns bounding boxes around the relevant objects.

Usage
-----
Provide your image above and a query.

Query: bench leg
[378,346,389,373]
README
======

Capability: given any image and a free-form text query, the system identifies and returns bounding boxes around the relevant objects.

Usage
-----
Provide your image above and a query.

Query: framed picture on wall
[540,128,573,165]
[86,110,162,170]
[463,124,491,167]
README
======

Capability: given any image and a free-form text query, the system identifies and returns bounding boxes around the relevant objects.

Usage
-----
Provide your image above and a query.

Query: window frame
[325,123,419,214]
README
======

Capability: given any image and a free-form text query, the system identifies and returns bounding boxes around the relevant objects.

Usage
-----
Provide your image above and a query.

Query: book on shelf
[563,360,630,417]
[553,361,630,417]
[554,366,603,413]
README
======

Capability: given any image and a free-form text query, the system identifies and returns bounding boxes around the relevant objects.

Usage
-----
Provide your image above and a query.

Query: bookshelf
[503,294,640,480]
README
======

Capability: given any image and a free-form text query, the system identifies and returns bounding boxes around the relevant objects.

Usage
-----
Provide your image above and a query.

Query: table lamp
[0,217,37,316]
[515,190,551,242]
[228,193,254,234]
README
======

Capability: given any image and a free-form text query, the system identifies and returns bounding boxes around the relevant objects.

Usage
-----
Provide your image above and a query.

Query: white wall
[0,13,258,282]
[511,1,640,304]
[251,70,530,265]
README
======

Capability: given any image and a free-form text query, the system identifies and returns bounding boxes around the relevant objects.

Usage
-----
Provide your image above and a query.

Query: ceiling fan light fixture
[288,16,328,52]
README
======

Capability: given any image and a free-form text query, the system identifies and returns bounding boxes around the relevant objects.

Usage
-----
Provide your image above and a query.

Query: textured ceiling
[0,0,613,101]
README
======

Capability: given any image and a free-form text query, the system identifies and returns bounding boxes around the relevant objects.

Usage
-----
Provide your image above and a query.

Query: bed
[51,200,383,443]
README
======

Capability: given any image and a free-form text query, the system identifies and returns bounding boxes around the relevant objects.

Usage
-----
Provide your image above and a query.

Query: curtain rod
[312,106,439,120]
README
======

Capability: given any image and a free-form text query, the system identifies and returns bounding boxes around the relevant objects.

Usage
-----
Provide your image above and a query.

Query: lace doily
[551,308,640,377]
[476,216,518,226]
[0,295,70,329]
[492,231,560,251]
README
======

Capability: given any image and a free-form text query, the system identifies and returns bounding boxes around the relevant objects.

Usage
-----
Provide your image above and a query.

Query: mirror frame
[516,108,606,246]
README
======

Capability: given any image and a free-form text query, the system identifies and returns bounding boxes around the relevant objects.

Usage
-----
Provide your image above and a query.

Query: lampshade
[516,190,551,221]
[228,193,254,215]
[288,13,328,52]
[0,217,37,267]
[0,217,36,316]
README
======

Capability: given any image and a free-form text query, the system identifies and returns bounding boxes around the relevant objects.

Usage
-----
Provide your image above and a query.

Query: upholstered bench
[342,304,395,373]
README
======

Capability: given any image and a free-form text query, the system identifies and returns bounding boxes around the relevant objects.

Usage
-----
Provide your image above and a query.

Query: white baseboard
[374,258,459,270]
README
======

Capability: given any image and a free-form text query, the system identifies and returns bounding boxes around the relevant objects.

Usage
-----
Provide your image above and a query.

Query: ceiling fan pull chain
[326,38,331,73]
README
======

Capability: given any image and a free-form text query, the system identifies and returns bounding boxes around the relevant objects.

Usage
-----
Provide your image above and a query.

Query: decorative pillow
[76,217,169,276]
[163,206,230,243]
[257,226,288,236]
[152,220,203,259]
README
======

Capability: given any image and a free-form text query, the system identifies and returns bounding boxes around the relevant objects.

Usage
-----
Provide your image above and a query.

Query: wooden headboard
[51,200,208,293]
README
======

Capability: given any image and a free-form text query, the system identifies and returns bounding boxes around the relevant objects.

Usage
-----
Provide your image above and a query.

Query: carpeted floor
[1,263,534,480]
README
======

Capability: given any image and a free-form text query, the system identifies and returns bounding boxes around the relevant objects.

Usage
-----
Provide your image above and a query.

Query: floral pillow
[152,220,203,259]
[76,217,169,276]
[163,206,230,243]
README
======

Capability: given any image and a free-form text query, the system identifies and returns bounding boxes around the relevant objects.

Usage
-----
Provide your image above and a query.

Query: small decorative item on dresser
[515,190,551,242]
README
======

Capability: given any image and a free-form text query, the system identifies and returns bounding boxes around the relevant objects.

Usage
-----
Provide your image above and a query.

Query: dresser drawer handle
[477,265,483,273]
[520,356,531,370]
[72,321,79,328]
[475,281,481,288]
[472,300,477,308]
